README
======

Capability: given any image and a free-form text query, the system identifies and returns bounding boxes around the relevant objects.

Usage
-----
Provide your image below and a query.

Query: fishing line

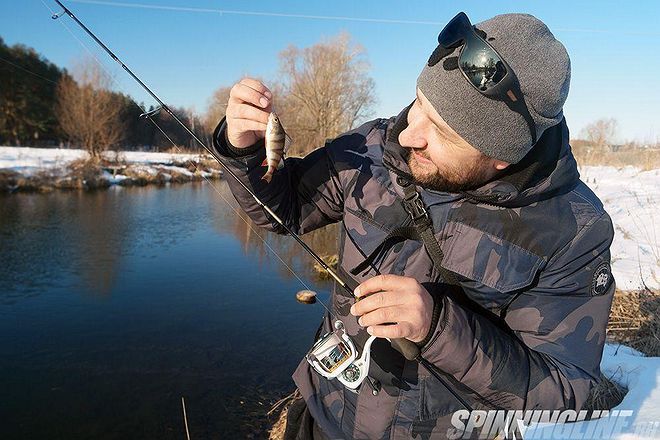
[68,0,445,26]
[42,2,478,411]
[65,0,660,37]
[50,0,353,295]
[0,55,60,84]
[39,0,339,321]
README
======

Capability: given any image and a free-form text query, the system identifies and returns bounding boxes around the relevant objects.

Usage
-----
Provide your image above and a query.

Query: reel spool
[306,320,376,390]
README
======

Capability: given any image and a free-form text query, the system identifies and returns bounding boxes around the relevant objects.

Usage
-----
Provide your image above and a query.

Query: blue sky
[5,0,660,142]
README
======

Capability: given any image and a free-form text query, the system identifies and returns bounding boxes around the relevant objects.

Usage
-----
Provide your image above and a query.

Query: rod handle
[390,337,421,361]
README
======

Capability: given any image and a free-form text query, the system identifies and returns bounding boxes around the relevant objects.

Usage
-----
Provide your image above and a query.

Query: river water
[0,182,336,439]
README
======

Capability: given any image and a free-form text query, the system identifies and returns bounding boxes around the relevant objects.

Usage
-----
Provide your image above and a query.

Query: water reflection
[0,181,338,302]
[73,191,126,296]
[206,180,338,282]
[0,182,335,439]
[0,191,127,300]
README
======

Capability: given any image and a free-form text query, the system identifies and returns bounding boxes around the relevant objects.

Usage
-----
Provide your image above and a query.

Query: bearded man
[213,12,615,440]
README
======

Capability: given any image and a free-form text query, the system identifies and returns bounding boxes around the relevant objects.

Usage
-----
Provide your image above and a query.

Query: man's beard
[406,149,493,192]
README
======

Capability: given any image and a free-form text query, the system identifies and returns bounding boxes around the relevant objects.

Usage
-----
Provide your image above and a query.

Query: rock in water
[296,290,317,304]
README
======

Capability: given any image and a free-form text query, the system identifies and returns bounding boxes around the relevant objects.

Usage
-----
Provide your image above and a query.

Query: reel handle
[340,279,421,361]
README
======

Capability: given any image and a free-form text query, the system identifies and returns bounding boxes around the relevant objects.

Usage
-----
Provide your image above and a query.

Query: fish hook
[51,9,66,20]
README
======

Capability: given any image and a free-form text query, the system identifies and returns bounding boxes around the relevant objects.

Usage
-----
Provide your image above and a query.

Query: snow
[600,345,660,439]
[524,344,660,439]
[156,164,194,177]
[580,166,659,290]
[127,164,159,176]
[101,170,129,184]
[0,147,658,290]
[0,146,200,174]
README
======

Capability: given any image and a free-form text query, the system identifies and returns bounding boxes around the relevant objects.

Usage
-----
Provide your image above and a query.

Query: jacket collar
[383,104,579,208]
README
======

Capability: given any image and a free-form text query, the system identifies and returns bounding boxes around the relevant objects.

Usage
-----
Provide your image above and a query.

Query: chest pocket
[439,220,545,295]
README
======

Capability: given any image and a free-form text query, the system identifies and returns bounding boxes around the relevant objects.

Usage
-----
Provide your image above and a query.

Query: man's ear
[493,160,510,171]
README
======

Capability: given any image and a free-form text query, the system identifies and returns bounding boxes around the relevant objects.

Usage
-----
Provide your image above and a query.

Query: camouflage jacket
[213,106,615,439]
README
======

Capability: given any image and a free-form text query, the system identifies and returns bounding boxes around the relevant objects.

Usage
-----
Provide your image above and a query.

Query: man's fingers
[227,118,268,133]
[366,323,411,339]
[238,77,273,99]
[226,104,270,125]
[351,291,400,317]
[354,274,410,298]
[357,305,404,327]
[230,82,271,109]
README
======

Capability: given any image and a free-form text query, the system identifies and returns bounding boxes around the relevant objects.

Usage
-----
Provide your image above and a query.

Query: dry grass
[17,170,61,192]
[312,254,339,279]
[583,288,660,412]
[0,164,107,192]
[162,145,202,155]
[571,141,660,171]
[63,157,110,189]
[583,373,628,412]
[608,289,660,357]
[267,390,300,440]
[197,156,224,172]
[1,154,223,193]
[0,169,23,192]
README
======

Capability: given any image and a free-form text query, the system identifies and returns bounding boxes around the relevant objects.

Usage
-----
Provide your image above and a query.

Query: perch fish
[262,112,290,183]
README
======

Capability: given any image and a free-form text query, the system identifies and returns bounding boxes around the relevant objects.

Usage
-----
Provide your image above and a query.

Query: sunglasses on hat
[437,12,537,144]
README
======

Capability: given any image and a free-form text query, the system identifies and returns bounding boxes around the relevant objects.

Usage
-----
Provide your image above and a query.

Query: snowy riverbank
[0,146,222,190]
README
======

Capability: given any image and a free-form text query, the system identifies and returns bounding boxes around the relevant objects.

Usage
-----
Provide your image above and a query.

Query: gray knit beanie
[417,13,571,164]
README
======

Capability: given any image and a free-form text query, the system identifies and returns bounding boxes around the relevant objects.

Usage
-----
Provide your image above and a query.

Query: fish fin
[261,158,268,167]
[276,159,285,170]
[283,133,293,155]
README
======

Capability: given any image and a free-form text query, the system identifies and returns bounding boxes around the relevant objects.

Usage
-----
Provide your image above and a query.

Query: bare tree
[56,57,124,158]
[580,118,619,150]
[203,85,232,135]
[276,32,376,155]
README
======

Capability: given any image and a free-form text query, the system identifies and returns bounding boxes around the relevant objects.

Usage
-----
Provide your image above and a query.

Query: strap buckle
[403,192,429,223]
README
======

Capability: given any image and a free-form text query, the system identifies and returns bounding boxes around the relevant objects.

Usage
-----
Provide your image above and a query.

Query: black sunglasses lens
[459,37,508,91]
[437,12,471,47]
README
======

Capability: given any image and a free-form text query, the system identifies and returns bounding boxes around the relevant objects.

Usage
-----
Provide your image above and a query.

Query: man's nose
[398,127,426,149]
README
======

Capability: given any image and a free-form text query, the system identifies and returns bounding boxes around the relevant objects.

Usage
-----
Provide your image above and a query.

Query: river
[0,181,337,439]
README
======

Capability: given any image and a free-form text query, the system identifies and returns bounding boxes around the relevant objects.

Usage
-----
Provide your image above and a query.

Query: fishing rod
[49,0,473,409]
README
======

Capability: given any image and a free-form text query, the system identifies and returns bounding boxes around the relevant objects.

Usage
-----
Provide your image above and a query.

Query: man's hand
[350,274,434,343]
[226,77,273,148]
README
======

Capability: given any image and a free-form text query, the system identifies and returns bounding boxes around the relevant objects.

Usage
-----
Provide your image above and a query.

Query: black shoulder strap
[396,176,460,286]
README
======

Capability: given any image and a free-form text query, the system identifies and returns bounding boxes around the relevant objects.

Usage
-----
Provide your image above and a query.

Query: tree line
[0,37,211,153]
[1,32,377,159]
